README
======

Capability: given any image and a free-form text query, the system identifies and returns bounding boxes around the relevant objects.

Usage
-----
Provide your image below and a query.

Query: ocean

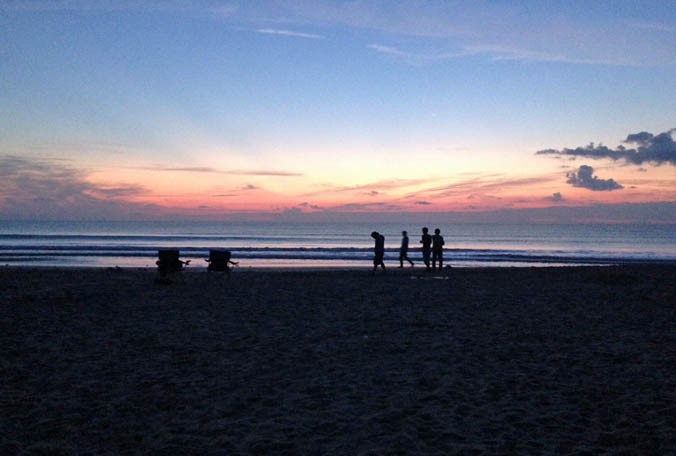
[0,220,675,268]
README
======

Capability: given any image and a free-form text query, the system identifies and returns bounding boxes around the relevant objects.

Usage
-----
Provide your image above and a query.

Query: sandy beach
[1,265,675,454]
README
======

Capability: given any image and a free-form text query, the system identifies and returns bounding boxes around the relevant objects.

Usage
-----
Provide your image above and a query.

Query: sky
[1,0,675,223]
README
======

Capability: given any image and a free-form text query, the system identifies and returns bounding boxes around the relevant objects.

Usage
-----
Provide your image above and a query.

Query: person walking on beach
[432,228,445,271]
[420,227,432,272]
[399,231,414,268]
[371,231,386,274]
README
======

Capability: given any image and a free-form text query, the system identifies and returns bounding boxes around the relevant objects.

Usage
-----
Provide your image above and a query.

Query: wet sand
[2,265,675,454]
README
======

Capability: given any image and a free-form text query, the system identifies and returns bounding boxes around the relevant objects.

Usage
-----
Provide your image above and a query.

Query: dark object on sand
[156,249,190,278]
[206,249,238,276]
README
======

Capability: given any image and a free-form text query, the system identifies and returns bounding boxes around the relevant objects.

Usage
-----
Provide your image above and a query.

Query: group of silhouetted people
[371,227,445,274]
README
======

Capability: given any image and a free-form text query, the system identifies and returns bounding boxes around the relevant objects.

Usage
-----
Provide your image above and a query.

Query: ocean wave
[2,222,674,267]
[1,244,674,266]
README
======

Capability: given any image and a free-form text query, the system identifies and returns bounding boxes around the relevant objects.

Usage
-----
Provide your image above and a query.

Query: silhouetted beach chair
[206,249,238,276]
[156,249,190,278]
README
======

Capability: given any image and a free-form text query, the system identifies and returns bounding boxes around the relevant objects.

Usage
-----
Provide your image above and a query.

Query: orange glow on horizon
[79,155,676,218]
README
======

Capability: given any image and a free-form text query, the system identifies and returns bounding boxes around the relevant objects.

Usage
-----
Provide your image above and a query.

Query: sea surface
[0,220,675,268]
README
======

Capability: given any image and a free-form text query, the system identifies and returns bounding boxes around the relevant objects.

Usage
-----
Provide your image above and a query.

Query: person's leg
[374,254,384,273]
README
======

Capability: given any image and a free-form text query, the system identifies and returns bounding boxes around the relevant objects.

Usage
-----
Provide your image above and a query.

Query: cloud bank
[0,156,157,220]
[537,129,676,166]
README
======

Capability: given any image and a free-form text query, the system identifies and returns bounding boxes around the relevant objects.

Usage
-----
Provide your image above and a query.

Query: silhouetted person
[371,231,386,274]
[420,227,432,272]
[399,230,414,268]
[432,228,445,271]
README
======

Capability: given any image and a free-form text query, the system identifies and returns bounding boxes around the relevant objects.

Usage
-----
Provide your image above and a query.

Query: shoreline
[3,257,676,272]
[2,265,675,453]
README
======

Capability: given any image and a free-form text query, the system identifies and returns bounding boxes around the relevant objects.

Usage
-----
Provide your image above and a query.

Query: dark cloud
[415,201,432,205]
[566,165,623,191]
[547,192,564,202]
[299,202,322,210]
[536,129,676,165]
[325,202,404,212]
[90,186,146,198]
[625,131,654,146]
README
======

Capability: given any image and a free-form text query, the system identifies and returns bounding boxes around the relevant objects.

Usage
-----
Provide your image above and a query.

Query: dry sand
[1,265,675,454]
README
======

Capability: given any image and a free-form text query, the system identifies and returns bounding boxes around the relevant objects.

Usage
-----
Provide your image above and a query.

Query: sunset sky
[1,1,675,223]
